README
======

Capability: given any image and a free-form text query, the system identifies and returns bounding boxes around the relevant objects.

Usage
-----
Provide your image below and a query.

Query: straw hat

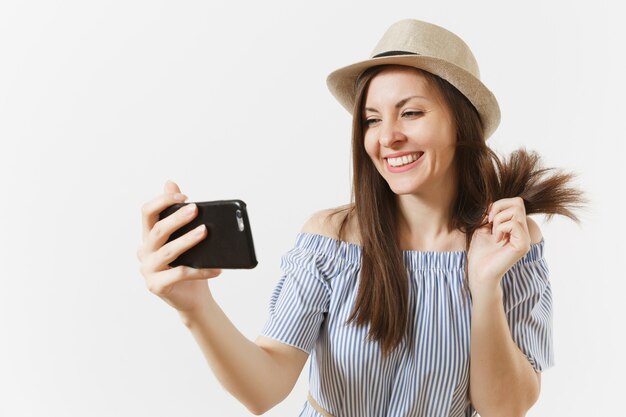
[326,19,501,139]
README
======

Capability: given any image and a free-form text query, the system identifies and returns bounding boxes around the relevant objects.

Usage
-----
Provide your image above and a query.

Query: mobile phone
[158,199,258,269]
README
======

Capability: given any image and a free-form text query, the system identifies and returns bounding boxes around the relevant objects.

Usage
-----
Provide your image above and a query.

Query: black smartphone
[158,199,257,269]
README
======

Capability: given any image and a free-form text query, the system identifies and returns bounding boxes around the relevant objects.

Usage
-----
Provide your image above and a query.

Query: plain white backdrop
[1,1,624,416]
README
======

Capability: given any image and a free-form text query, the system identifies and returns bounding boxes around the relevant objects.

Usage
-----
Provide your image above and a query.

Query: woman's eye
[402,111,424,117]
[363,112,422,127]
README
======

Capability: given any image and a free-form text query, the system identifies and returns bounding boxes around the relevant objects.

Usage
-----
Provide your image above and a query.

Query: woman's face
[363,66,457,196]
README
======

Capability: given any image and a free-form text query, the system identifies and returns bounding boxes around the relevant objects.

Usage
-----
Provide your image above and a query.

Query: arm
[180,302,308,415]
[469,216,543,417]
[469,286,541,417]
[180,209,339,414]
[138,181,308,415]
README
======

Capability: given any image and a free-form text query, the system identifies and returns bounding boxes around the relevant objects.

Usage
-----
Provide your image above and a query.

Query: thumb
[164,179,182,194]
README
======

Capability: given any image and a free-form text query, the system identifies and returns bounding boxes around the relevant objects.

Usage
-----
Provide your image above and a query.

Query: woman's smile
[385,151,424,172]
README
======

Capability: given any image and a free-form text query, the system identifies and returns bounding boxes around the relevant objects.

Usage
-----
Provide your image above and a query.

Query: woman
[137,19,586,416]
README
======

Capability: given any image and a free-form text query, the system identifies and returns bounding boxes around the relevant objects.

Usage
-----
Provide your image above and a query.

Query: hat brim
[326,55,501,139]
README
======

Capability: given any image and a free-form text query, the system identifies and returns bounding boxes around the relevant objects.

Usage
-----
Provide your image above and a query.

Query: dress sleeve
[260,244,331,354]
[501,239,555,372]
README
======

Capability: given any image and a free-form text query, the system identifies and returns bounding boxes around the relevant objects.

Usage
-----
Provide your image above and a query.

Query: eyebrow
[364,95,429,113]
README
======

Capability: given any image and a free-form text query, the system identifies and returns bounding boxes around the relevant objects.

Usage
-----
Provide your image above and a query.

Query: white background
[0,1,623,416]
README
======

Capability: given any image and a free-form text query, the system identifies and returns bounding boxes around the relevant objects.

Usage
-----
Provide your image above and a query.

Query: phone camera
[236,210,245,231]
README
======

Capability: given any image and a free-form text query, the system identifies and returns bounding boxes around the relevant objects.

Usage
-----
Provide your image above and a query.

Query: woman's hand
[137,181,308,414]
[136,180,222,316]
[467,197,532,294]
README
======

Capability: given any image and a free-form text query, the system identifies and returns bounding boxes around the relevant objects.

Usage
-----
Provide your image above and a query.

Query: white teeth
[387,152,422,167]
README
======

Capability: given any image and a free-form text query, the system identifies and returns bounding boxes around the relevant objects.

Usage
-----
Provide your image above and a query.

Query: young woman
[137,19,586,417]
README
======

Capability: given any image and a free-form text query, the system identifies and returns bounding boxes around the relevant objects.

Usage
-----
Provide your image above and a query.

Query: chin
[390,188,420,196]
[376,165,424,196]
[386,181,422,196]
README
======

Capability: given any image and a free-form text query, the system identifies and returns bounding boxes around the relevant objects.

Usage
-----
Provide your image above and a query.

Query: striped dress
[261,232,554,417]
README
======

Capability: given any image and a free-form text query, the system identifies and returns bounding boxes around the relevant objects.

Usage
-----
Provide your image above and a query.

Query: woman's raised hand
[136,180,222,316]
[467,196,532,294]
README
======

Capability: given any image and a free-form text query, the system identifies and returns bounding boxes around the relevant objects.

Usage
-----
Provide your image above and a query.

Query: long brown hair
[329,65,589,356]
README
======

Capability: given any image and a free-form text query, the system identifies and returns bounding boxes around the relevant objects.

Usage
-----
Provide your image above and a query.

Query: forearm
[469,284,540,417]
[180,295,295,414]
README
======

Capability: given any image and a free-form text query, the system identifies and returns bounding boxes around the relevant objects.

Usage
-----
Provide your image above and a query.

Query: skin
[137,66,544,416]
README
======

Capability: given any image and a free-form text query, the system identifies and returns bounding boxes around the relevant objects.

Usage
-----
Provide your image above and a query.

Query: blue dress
[261,232,554,417]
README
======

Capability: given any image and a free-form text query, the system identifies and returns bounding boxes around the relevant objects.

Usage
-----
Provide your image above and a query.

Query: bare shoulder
[301,204,359,243]
[526,215,543,245]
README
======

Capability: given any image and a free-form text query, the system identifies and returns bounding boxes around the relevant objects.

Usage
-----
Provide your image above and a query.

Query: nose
[379,119,407,148]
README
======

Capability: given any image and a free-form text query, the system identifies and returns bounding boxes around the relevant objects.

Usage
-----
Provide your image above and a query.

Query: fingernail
[183,204,196,215]
[174,193,186,201]
[194,224,206,236]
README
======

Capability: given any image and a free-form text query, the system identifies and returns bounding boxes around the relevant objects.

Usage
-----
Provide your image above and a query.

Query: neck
[394,181,463,251]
